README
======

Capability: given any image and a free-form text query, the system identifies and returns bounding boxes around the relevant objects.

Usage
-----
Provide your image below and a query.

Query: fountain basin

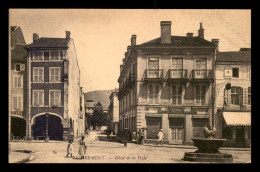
[192,138,226,153]
[183,138,233,163]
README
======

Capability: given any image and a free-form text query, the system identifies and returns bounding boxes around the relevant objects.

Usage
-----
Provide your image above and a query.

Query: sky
[9,9,251,93]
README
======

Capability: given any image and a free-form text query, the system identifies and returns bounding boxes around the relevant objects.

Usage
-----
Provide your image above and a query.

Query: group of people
[121,128,164,147]
[66,135,87,159]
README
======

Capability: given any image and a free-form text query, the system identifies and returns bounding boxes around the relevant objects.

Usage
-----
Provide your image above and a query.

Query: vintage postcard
[8,9,251,163]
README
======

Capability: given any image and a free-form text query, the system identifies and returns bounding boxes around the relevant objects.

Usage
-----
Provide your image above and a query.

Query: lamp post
[45,113,49,142]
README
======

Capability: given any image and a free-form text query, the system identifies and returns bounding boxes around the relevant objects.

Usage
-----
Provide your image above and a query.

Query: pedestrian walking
[157,129,164,145]
[138,128,145,145]
[78,135,87,159]
[66,139,73,158]
[123,128,129,147]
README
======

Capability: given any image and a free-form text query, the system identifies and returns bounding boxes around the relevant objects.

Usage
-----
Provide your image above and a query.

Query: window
[148,57,159,78]
[231,87,241,105]
[49,90,61,106]
[149,84,159,104]
[248,87,251,105]
[32,52,43,61]
[49,67,60,82]
[172,85,182,105]
[232,68,239,78]
[195,85,206,105]
[13,76,22,88]
[33,67,44,83]
[13,96,22,110]
[50,51,60,60]
[44,52,49,60]
[16,64,20,71]
[172,58,183,77]
[33,90,44,107]
[195,59,207,78]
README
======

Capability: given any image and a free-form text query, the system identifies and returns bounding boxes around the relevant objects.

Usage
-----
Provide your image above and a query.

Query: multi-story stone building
[107,90,119,134]
[118,21,218,144]
[215,48,251,147]
[10,26,28,139]
[27,31,81,141]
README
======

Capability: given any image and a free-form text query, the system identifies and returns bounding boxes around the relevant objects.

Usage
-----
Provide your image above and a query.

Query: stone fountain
[183,124,233,163]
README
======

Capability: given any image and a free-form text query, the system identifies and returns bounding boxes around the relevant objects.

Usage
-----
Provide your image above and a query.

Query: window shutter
[226,89,231,106]
[243,88,248,106]
[18,97,21,110]
[13,97,17,110]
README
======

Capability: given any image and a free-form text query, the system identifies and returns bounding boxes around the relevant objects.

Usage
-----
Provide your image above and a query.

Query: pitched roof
[138,36,215,47]
[216,51,251,62]
[11,44,28,60]
[28,37,70,48]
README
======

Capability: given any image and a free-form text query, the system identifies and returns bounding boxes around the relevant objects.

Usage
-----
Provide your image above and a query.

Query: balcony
[143,69,164,85]
[166,69,188,85]
[191,69,213,83]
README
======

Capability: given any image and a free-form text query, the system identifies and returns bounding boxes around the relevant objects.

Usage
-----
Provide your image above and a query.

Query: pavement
[8,131,251,163]
[9,151,31,163]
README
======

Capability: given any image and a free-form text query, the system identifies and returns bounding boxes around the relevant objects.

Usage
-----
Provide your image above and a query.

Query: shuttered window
[33,52,43,61]
[149,85,159,104]
[195,85,206,105]
[248,87,251,105]
[33,90,44,106]
[231,87,241,106]
[13,96,22,110]
[172,85,182,105]
[50,51,60,60]
[49,67,60,82]
[13,76,22,88]
[49,90,61,106]
[33,67,44,83]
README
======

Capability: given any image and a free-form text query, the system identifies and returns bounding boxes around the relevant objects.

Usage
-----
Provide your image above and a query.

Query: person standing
[78,136,87,159]
[157,129,164,145]
[66,139,73,158]
[123,128,129,147]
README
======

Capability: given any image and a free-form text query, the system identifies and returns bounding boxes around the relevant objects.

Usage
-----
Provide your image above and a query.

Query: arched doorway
[11,116,26,139]
[32,114,63,140]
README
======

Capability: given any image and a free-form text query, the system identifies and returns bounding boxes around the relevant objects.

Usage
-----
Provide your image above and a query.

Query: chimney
[66,31,71,39]
[127,46,131,56]
[198,23,204,39]
[125,52,128,61]
[131,35,136,48]
[160,21,172,44]
[211,39,219,52]
[186,32,194,37]
[33,33,39,42]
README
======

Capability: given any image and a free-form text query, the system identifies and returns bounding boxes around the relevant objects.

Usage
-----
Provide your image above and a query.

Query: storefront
[168,114,185,144]
[145,113,162,139]
[221,111,251,148]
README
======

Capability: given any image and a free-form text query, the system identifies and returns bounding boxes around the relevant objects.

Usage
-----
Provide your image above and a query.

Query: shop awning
[145,113,162,117]
[223,112,251,126]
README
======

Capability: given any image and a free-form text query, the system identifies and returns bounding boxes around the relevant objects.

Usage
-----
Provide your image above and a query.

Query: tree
[92,103,107,128]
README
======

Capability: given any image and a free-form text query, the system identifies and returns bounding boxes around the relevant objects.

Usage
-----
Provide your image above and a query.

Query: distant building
[27,31,82,141]
[107,90,119,134]
[215,49,251,147]
[118,21,218,145]
[10,26,28,139]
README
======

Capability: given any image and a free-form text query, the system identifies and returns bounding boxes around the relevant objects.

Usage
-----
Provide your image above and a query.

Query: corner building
[118,21,218,144]
[27,31,81,141]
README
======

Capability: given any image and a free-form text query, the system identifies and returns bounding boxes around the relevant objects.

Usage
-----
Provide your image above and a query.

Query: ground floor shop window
[169,118,184,142]
[222,126,233,139]
[146,117,161,139]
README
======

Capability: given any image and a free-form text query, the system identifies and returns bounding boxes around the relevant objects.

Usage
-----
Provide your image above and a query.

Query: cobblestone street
[10,131,251,163]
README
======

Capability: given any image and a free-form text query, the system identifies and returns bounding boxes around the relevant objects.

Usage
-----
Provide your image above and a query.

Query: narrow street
[10,131,251,163]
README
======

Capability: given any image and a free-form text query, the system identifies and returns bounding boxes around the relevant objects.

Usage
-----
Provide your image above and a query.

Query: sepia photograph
[8,9,251,163]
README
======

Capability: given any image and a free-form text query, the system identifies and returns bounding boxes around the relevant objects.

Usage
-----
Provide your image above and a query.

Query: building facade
[10,26,28,139]
[27,31,81,141]
[118,21,218,144]
[78,87,85,137]
[215,49,251,147]
[108,90,119,134]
